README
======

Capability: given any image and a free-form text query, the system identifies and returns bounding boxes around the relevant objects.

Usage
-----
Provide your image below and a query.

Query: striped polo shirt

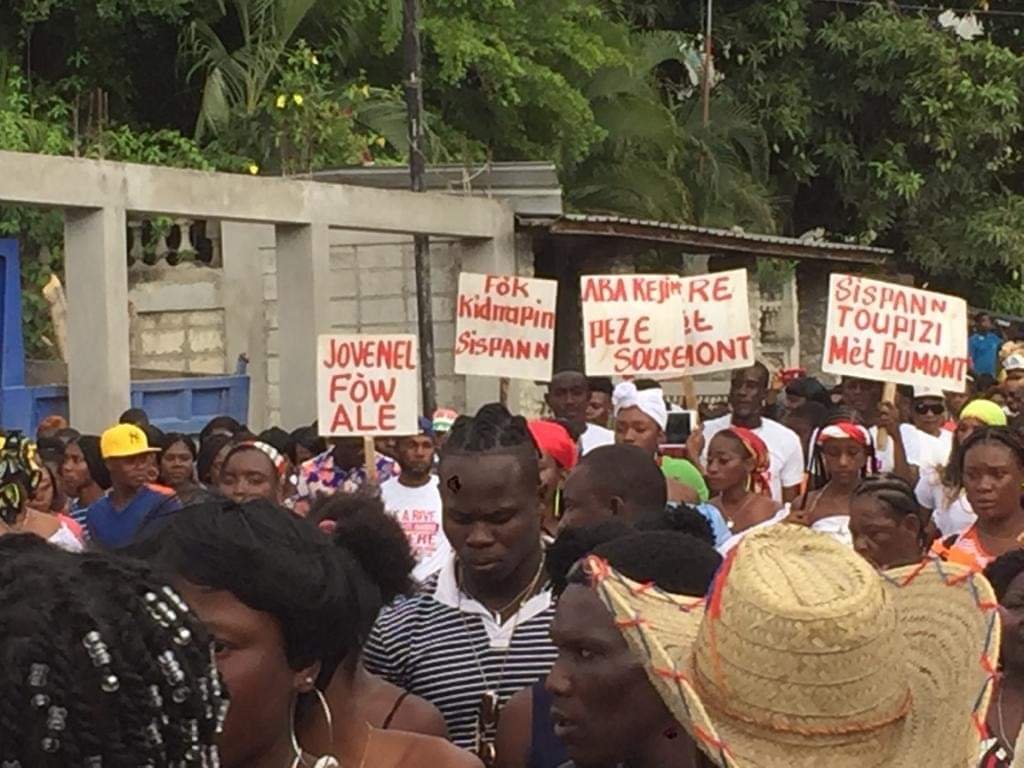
[362,555,557,749]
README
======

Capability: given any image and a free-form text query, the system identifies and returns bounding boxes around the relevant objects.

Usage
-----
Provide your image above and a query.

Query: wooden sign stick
[364,436,378,484]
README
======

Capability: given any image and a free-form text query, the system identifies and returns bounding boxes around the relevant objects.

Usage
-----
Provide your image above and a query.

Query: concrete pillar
[275,223,331,427]
[221,221,273,430]
[458,206,517,411]
[64,207,131,432]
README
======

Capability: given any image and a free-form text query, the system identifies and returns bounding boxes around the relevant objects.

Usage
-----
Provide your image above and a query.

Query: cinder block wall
[261,231,464,426]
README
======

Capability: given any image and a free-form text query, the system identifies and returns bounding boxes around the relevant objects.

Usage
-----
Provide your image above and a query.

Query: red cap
[527,420,578,471]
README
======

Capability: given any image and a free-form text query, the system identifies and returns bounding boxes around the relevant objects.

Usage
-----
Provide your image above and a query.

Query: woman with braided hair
[0,534,228,767]
[933,426,1024,571]
[0,431,82,551]
[787,415,876,546]
[848,473,932,569]
[150,497,479,768]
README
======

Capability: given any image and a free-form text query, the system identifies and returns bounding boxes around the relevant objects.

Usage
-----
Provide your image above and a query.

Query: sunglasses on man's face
[914,402,945,416]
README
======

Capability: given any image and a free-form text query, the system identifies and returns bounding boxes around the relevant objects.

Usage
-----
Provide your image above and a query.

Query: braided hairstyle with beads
[0,535,227,768]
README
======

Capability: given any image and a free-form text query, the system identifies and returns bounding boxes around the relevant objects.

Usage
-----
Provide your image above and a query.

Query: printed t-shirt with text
[381,476,445,562]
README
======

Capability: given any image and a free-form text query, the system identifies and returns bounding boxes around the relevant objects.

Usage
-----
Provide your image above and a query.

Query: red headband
[816,422,870,447]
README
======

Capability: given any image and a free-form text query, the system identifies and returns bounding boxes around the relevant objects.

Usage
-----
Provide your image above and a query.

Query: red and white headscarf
[815,422,871,447]
[725,426,771,497]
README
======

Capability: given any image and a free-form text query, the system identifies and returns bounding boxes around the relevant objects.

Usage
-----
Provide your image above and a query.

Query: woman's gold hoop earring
[289,688,341,768]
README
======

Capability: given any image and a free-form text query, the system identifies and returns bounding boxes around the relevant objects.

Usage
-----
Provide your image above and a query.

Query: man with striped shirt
[363,404,557,764]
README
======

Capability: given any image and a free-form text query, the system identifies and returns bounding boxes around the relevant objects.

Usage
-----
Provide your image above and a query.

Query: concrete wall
[128,265,227,375]
[126,227,507,430]
[261,231,464,427]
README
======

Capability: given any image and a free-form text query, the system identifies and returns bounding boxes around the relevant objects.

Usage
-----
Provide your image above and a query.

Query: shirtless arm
[494,686,532,768]
[387,692,449,740]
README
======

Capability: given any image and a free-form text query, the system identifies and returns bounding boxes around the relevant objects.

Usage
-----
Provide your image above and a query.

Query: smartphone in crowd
[660,410,699,459]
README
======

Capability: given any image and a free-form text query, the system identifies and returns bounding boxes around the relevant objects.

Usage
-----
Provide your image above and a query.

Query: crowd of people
[6,333,1024,767]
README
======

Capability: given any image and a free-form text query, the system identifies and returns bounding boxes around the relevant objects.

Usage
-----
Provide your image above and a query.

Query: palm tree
[182,0,319,140]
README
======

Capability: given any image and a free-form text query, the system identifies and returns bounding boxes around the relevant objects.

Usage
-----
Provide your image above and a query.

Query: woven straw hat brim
[596,557,999,768]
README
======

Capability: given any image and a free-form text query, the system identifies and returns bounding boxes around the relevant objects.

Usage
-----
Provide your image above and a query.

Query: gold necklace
[457,551,547,622]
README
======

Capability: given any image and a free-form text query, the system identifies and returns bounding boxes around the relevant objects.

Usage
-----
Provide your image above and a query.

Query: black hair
[975,373,997,393]
[787,401,829,430]
[196,433,232,486]
[441,403,539,481]
[984,550,1024,602]
[0,534,226,767]
[784,376,831,407]
[75,434,111,490]
[143,425,165,451]
[198,416,243,446]
[587,377,613,397]
[160,433,197,461]
[548,370,587,391]
[976,311,992,323]
[285,426,326,466]
[634,503,716,547]
[119,407,150,427]
[150,498,381,690]
[851,474,927,540]
[958,426,1024,484]
[309,491,417,603]
[564,531,721,598]
[547,520,634,595]
[257,427,290,456]
[804,411,875,499]
[575,444,668,520]
[36,436,65,465]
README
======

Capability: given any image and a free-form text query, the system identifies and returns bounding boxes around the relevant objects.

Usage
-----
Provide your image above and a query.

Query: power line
[812,0,1024,18]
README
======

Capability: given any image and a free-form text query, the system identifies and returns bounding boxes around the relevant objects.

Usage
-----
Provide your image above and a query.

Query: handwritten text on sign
[822,274,969,393]
[317,334,419,436]
[454,273,558,381]
[581,273,753,376]
[581,275,686,376]
[677,269,754,375]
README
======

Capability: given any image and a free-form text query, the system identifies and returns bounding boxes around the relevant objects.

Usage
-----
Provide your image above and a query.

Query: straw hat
[591,525,1000,768]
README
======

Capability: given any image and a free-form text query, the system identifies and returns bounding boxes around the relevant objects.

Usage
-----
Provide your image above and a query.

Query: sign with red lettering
[317,334,420,436]
[581,275,686,376]
[822,274,969,392]
[676,269,754,375]
[454,273,558,381]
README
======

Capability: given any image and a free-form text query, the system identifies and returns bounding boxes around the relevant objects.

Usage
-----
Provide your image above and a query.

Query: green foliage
[714,1,1024,302]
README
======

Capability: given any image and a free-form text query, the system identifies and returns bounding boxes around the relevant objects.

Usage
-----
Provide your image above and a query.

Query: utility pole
[403,0,436,414]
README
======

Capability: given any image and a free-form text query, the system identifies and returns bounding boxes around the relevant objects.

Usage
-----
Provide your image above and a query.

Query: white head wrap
[612,381,668,431]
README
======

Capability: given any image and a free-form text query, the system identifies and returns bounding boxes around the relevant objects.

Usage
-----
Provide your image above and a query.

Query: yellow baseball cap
[100,424,160,459]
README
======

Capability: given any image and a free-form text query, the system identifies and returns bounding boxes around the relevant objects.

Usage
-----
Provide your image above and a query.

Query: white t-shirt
[702,415,805,502]
[380,477,449,578]
[579,423,615,456]
[871,425,952,473]
[915,466,976,537]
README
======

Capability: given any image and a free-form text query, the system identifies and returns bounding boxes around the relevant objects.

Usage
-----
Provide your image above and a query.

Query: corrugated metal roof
[519,213,892,264]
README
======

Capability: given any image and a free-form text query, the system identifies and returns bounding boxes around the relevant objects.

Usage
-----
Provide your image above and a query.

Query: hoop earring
[289,688,341,768]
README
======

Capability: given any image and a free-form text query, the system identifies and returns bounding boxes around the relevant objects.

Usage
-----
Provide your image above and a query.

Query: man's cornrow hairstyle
[441,403,539,477]
[957,426,1024,487]
[0,535,227,768]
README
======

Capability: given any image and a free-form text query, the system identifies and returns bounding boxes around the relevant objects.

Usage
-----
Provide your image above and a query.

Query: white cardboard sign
[317,334,420,436]
[454,273,558,381]
[675,269,755,375]
[822,274,969,393]
[581,274,686,376]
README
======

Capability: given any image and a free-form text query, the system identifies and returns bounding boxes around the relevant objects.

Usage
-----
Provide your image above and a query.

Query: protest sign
[454,273,558,381]
[317,334,420,436]
[822,274,969,392]
[675,269,754,376]
[581,272,753,377]
[581,275,686,376]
